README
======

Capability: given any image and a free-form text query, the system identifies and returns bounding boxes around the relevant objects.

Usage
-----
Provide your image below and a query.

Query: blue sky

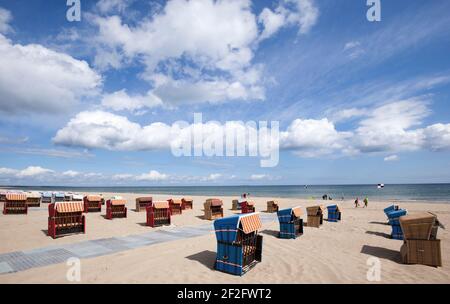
[0,0,450,186]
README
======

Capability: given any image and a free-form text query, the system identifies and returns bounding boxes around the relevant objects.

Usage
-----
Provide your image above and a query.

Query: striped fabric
[86,195,102,201]
[55,202,84,213]
[6,193,27,201]
[292,206,303,217]
[240,213,262,234]
[154,201,169,209]
[110,199,126,206]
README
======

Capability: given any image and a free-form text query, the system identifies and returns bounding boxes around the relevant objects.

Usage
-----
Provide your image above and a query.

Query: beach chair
[3,193,28,215]
[241,201,255,214]
[383,205,399,217]
[136,197,153,212]
[306,205,324,228]
[181,197,193,210]
[399,213,442,267]
[204,198,224,220]
[214,213,263,276]
[168,199,183,215]
[277,207,303,239]
[83,195,102,213]
[147,201,171,227]
[266,201,279,213]
[232,199,242,210]
[52,192,65,204]
[71,194,84,202]
[41,192,52,204]
[0,192,6,203]
[106,199,127,219]
[327,204,342,222]
[64,193,72,201]
[385,208,407,240]
[26,192,42,207]
[48,201,85,239]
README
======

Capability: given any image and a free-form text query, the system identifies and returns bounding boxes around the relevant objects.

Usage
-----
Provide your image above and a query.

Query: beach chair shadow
[260,229,279,237]
[365,231,391,239]
[360,245,402,263]
[41,229,49,236]
[185,250,216,270]
[369,221,389,226]
[195,215,207,220]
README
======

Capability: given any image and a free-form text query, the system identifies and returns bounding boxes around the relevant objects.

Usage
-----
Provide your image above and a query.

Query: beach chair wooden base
[3,202,28,215]
[48,215,86,239]
[401,240,442,267]
[307,215,323,228]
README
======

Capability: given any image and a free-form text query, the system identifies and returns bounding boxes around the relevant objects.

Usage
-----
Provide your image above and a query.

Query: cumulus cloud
[135,170,169,181]
[250,174,269,180]
[101,89,163,113]
[96,0,134,14]
[54,98,450,159]
[258,0,319,40]
[0,7,12,34]
[0,33,102,114]
[0,166,54,178]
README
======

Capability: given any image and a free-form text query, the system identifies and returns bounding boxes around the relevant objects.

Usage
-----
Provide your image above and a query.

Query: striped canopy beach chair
[204,198,223,220]
[83,195,102,213]
[106,199,127,219]
[277,207,303,239]
[147,201,171,227]
[136,197,152,212]
[181,197,193,210]
[168,198,183,215]
[214,213,263,276]
[48,201,85,239]
[26,192,42,207]
[3,193,28,215]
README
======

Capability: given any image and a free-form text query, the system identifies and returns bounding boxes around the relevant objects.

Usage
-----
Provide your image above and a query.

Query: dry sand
[0,191,449,283]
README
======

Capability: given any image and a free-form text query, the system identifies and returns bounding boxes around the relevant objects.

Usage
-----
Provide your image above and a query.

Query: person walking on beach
[354,198,359,208]
[364,197,368,208]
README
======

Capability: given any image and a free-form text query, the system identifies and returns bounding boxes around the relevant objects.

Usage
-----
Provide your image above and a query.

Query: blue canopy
[383,205,398,215]
[277,208,293,223]
[387,209,407,219]
[42,192,52,198]
[53,192,65,198]
[327,205,339,212]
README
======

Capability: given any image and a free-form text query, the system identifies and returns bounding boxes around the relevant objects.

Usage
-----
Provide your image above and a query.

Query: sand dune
[0,192,449,283]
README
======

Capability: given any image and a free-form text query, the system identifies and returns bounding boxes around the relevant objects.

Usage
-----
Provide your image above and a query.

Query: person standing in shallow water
[364,197,368,208]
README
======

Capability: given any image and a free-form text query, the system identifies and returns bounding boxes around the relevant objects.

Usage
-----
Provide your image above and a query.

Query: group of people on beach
[354,197,368,208]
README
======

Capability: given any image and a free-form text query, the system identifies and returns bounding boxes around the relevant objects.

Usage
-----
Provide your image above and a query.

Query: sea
[3,184,450,203]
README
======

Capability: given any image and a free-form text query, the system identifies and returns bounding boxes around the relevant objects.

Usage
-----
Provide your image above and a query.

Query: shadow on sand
[186,250,216,270]
[366,230,391,239]
[360,245,402,263]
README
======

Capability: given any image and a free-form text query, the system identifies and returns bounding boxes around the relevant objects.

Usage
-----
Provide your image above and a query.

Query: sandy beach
[0,191,449,284]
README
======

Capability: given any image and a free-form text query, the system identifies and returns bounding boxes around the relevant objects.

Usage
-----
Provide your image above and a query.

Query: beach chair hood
[206,198,223,207]
[136,197,152,203]
[109,199,126,206]
[27,192,41,199]
[214,213,262,243]
[277,207,302,223]
[6,193,27,201]
[54,202,84,213]
[153,201,169,209]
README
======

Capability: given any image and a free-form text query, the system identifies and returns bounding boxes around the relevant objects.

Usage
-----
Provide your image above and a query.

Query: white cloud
[280,118,352,157]
[112,173,134,181]
[0,34,102,114]
[62,170,81,177]
[0,7,12,34]
[258,8,286,41]
[101,89,163,112]
[10,166,54,178]
[250,174,269,180]
[384,155,399,162]
[135,170,169,181]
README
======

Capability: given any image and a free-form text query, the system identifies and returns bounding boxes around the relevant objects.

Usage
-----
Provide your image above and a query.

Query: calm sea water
[3,184,450,203]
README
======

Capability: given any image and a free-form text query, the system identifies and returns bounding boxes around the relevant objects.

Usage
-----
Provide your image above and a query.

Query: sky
[0,0,450,186]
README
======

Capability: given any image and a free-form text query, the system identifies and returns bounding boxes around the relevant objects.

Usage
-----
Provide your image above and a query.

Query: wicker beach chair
[266,200,279,213]
[204,198,224,220]
[83,195,102,213]
[136,197,153,212]
[147,201,171,227]
[214,213,263,275]
[306,205,325,228]
[3,193,28,215]
[181,197,193,210]
[26,192,42,207]
[106,199,127,219]
[241,201,255,214]
[277,207,303,239]
[168,199,183,215]
[326,204,342,222]
[48,201,85,239]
